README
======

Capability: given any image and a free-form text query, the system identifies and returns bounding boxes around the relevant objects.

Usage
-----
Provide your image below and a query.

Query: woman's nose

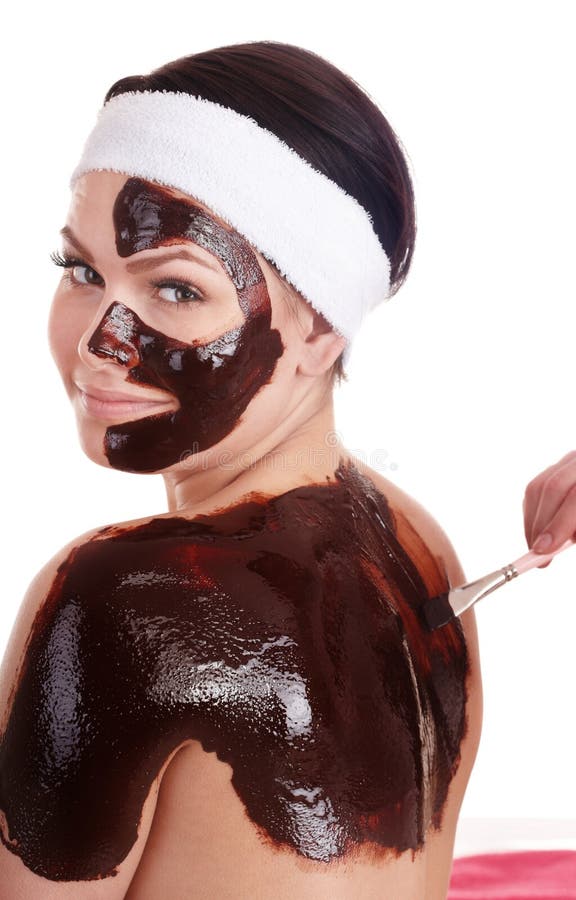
[77,301,142,370]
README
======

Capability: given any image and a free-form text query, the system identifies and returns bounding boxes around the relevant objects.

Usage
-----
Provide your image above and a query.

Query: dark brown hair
[105,41,417,385]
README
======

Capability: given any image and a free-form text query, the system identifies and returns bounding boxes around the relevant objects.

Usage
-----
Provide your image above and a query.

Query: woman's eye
[72,264,103,286]
[50,251,104,287]
[156,283,203,304]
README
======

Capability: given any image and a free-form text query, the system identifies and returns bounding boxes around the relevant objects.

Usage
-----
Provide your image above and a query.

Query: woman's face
[49,171,323,474]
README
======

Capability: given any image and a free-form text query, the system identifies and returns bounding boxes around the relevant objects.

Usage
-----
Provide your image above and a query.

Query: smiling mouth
[76,385,177,421]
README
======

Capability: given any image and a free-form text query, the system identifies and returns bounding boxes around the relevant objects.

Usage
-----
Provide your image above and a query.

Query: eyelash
[49,249,206,309]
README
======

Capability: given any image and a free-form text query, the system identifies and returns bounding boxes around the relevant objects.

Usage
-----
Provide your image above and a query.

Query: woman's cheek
[48,290,81,383]
[47,292,65,370]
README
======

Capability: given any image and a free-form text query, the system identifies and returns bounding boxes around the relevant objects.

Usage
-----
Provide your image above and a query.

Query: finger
[523,451,576,545]
[524,465,562,546]
[532,483,576,554]
[556,450,576,466]
[526,456,576,547]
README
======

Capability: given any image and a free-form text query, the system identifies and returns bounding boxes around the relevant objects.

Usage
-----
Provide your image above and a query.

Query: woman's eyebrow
[124,248,222,275]
[59,225,222,276]
[59,226,97,267]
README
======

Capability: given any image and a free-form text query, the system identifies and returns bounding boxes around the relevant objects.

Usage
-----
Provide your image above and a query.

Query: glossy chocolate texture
[0,460,469,880]
[87,178,284,473]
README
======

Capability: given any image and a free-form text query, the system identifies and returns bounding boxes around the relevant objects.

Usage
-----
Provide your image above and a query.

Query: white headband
[70,90,392,365]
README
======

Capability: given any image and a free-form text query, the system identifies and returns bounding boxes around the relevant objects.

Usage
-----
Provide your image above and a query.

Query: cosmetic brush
[421,538,574,631]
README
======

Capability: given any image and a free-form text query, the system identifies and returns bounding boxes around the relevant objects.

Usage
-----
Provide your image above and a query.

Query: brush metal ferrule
[450,563,519,618]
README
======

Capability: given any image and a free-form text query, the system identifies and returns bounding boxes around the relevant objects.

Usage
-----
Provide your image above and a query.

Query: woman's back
[0,455,482,898]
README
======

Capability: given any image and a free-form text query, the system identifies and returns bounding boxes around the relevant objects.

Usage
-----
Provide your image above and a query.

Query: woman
[0,42,482,899]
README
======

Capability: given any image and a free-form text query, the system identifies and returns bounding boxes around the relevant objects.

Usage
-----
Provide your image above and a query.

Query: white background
[1,0,574,831]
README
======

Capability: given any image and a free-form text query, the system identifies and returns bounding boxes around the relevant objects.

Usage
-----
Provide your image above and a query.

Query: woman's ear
[298,308,347,376]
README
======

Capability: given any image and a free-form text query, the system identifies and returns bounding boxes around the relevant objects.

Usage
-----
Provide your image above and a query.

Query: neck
[161,391,349,516]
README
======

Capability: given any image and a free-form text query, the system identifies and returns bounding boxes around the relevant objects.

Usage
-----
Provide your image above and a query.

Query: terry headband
[70,90,392,364]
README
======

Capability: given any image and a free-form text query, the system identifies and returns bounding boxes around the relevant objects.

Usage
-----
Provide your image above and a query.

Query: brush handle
[511,538,575,576]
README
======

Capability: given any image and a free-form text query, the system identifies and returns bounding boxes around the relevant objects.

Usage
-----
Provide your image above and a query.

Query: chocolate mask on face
[87,178,285,473]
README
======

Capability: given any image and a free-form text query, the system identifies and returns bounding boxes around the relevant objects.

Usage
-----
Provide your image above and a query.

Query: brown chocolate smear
[86,178,284,473]
[0,459,469,880]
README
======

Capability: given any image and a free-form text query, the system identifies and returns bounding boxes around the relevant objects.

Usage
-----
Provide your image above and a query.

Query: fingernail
[533,532,553,553]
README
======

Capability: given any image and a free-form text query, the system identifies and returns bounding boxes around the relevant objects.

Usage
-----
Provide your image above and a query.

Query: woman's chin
[75,420,168,474]
[77,435,114,469]
[74,418,114,469]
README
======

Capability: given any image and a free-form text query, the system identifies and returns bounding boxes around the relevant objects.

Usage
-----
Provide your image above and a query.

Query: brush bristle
[421,593,455,631]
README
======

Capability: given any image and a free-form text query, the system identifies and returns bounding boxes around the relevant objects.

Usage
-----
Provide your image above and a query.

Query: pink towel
[448,850,576,899]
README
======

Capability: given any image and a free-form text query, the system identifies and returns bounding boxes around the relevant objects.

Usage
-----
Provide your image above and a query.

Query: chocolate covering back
[0,459,469,881]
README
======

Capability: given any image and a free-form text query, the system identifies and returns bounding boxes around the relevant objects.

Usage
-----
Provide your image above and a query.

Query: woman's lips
[75,384,175,421]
